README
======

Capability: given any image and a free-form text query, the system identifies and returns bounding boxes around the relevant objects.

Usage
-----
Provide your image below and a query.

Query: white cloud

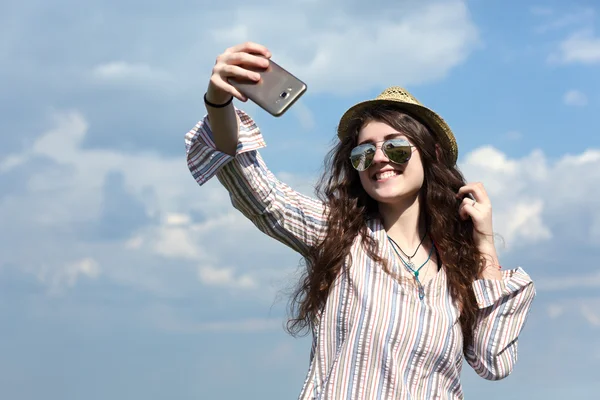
[198,265,257,289]
[92,61,172,83]
[503,199,552,244]
[0,109,224,294]
[581,304,600,327]
[211,0,480,93]
[463,146,518,174]
[545,298,600,327]
[36,258,101,295]
[0,0,480,102]
[165,213,191,226]
[125,236,144,250]
[550,29,600,64]
[563,89,588,106]
[33,111,88,160]
[153,226,203,260]
[460,146,600,250]
[558,149,600,166]
[0,154,28,173]
[1,1,482,103]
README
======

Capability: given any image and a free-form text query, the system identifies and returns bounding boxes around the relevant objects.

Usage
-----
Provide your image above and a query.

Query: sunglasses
[349,138,414,171]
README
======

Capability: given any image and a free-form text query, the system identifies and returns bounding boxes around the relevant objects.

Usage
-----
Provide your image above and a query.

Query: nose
[371,145,389,164]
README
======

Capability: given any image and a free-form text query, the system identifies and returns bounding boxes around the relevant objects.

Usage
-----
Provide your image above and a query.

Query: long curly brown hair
[286,104,485,353]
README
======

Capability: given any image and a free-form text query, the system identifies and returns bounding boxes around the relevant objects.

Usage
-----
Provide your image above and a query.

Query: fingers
[457,182,495,247]
[218,52,270,70]
[457,182,489,204]
[209,42,272,102]
[221,64,262,82]
[209,74,247,102]
[458,187,492,222]
[212,63,260,101]
[226,41,272,58]
[459,196,476,220]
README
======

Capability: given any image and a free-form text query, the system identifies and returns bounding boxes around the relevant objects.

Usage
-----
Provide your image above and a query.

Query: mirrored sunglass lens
[350,145,375,170]
[383,140,412,164]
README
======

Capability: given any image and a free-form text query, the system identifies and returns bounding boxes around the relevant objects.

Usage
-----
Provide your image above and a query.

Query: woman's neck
[380,194,427,250]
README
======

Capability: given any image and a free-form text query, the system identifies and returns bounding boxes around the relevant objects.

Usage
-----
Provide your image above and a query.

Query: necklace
[388,236,434,301]
[394,232,427,262]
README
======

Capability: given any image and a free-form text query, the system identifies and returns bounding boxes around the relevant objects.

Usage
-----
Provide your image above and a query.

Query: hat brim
[337,99,458,165]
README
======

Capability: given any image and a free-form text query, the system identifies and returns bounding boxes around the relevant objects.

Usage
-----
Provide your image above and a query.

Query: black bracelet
[204,93,233,108]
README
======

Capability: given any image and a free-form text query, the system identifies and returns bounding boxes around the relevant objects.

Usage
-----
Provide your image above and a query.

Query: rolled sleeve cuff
[472,267,533,309]
[185,108,266,186]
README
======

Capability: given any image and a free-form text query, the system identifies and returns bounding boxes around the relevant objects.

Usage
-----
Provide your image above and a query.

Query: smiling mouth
[373,170,402,181]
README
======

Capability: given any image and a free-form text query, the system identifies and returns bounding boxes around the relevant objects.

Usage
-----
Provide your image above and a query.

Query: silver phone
[229,58,307,117]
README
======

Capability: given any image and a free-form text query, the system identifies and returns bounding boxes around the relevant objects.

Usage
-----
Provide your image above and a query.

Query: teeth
[375,170,399,180]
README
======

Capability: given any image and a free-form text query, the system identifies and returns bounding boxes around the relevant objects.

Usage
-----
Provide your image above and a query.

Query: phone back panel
[229,59,307,117]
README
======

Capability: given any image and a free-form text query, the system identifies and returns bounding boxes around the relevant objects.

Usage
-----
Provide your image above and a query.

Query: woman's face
[355,120,425,205]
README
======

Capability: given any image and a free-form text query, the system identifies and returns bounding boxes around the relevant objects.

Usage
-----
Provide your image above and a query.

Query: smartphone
[228,58,307,117]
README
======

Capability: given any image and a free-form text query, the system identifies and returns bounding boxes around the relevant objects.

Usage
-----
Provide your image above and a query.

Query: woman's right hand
[206,42,272,104]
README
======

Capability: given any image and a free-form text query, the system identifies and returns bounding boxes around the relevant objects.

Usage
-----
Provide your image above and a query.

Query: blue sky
[1,0,599,399]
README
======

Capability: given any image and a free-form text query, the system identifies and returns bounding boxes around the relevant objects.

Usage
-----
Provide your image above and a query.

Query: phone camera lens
[280,91,288,98]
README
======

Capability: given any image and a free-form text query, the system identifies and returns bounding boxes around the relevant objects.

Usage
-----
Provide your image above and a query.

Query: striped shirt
[185,109,536,400]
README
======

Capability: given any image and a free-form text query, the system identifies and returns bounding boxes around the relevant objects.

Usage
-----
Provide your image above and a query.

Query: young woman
[186,42,535,399]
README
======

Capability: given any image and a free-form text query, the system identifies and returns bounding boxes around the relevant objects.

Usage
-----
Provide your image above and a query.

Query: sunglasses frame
[349,138,414,171]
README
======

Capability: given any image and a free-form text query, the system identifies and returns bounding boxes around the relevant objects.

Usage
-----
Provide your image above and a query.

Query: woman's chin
[369,190,404,204]
[367,188,420,205]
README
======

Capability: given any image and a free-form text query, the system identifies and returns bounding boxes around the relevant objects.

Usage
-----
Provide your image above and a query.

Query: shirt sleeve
[185,108,328,256]
[465,267,536,380]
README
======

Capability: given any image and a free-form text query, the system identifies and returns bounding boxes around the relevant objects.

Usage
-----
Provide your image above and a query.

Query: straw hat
[337,86,458,165]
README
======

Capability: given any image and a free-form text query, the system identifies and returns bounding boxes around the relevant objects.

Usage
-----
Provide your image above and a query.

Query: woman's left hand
[457,183,502,279]
[457,182,495,249]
